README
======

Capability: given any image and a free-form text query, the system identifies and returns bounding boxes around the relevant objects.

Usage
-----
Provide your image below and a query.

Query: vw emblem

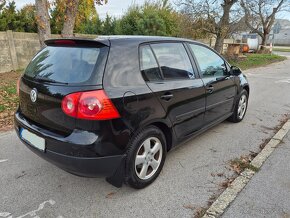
[30,88,38,103]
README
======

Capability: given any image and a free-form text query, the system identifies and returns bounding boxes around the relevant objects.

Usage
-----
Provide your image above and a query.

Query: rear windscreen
[24,45,108,85]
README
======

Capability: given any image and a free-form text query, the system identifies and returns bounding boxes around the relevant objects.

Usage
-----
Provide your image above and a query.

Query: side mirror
[230,66,242,76]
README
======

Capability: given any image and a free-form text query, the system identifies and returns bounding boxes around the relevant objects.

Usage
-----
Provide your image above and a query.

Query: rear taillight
[61,90,120,120]
[61,92,81,117]
[17,78,21,96]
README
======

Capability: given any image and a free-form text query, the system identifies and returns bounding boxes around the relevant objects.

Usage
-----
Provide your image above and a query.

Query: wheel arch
[149,122,173,152]
[243,84,250,95]
[128,119,174,152]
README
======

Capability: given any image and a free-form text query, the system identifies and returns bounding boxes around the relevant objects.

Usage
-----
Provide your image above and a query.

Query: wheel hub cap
[238,94,247,119]
[134,137,163,180]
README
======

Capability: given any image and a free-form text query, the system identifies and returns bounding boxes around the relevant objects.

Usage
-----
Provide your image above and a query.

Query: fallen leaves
[105,191,116,199]
[219,177,235,189]
[193,207,207,218]
[230,155,259,175]
[0,70,21,131]
[183,204,195,210]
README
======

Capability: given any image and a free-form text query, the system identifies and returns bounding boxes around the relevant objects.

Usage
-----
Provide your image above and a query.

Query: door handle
[160,93,173,101]
[206,85,214,94]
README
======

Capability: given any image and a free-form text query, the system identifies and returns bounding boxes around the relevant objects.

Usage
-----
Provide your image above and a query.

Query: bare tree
[35,0,51,47]
[179,0,239,53]
[241,0,289,47]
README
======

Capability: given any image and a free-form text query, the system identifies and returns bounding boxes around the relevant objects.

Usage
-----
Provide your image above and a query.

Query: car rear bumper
[14,111,126,178]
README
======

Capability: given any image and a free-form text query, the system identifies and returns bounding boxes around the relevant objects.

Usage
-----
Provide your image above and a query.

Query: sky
[14,0,290,20]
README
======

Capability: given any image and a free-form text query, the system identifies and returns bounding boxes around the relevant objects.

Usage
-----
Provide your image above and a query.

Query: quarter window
[151,43,195,80]
[189,44,228,77]
[140,45,162,81]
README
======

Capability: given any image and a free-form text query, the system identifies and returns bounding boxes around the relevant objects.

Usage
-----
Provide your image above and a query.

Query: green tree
[50,0,65,34]
[79,17,102,34]
[0,0,6,11]
[101,14,117,35]
[137,10,167,35]
[119,1,178,36]
[51,0,104,34]
[0,1,19,31]
[19,4,37,32]
[153,2,178,36]
[74,0,99,33]
[0,1,36,32]
[118,5,142,35]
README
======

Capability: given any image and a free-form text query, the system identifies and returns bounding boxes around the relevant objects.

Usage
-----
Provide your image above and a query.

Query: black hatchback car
[15,36,249,189]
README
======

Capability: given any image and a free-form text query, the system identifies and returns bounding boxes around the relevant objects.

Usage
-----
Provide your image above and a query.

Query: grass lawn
[0,70,22,131]
[272,48,290,52]
[228,53,287,70]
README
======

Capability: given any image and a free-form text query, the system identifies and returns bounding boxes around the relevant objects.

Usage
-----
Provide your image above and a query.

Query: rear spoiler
[45,38,110,47]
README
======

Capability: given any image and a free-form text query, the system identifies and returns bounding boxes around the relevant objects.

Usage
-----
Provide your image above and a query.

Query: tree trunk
[214,34,224,53]
[214,1,236,53]
[35,0,51,47]
[61,0,80,37]
[261,36,267,46]
[262,33,268,46]
[260,31,268,50]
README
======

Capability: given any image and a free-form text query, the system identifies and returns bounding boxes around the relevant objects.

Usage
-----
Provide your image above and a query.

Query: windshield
[24,45,108,85]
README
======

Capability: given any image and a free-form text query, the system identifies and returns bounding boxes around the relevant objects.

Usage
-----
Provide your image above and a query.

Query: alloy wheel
[238,94,247,119]
[134,137,163,180]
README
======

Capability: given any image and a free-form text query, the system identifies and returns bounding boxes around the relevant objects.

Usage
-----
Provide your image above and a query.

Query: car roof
[96,35,198,44]
[45,35,207,48]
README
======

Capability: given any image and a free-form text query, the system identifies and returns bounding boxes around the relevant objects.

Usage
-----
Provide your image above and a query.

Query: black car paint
[15,36,249,187]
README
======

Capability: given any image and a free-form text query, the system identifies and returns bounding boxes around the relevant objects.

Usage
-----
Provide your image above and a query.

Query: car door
[188,43,237,125]
[139,42,206,139]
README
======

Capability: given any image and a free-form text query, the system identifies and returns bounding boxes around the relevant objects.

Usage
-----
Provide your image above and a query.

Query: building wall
[273,29,290,45]
[13,32,41,70]
[0,31,14,73]
[0,31,98,73]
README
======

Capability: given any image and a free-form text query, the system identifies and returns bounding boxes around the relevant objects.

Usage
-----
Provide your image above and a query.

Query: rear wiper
[34,76,69,85]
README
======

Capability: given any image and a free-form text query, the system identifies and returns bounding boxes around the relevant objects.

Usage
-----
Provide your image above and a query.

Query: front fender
[237,73,250,95]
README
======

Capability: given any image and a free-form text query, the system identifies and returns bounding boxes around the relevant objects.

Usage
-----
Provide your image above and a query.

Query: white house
[271,19,290,45]
[232,18,290,46]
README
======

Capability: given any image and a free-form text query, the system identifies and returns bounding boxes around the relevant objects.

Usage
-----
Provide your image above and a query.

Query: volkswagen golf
[15,36,249,189]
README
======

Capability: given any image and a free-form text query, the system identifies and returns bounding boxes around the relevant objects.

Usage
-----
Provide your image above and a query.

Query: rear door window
[24,45,108,85]
[189,44,228,77]
[140,45,162,81]
[151,43,195,80]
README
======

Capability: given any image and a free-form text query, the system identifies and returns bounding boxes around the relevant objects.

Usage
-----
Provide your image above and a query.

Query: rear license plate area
[20,128,45,152]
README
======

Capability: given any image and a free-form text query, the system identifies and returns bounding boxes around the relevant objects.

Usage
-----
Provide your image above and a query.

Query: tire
[228,89,249,123]
[125,126,167,189]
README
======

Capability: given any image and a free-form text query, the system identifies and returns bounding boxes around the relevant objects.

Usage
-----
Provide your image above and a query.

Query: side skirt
[171,112,233,150]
